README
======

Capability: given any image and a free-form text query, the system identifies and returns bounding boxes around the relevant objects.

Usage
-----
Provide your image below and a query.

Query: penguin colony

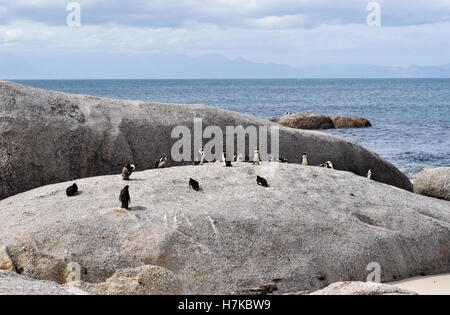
[65,151,373,210]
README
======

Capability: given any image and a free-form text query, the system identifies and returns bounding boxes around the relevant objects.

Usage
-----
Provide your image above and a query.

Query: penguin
[119,185,131,209]
[122,163,136,180]
[320,161,334,169]
[367,169,372,180]
[279,158,288,163]
[222,152,227,167]
[199,149,205,165]
[189,178,200,191]
[253,149,261,165]
[66,183,78,197]
[256,176,268,187]
[236,154,245,162]
[301,153,308,166]
[156,156,167,169]
[222,152,232,167]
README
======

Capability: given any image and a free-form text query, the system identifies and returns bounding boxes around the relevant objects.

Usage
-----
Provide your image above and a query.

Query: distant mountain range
[1,52,450,79]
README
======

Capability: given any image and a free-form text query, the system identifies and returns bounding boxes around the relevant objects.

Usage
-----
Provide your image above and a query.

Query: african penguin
[122,163,136,180]
[222,152,232,167]
[301,153,308,166]
[256,176,268,187]
[320,161,334,169]
[222,152,227,167]
[156,156,167,168]
[253,149,261,165]
[367,169,372,180]
[189,178,200,191]
[66,183,78,197]
[119,185,131,209]
[199,149,205,165]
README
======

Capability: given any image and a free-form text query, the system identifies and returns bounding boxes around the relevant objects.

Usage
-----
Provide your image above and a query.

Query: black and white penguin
[222,152,227,167]
[301,153,308,166]
[320,161,334,169]
[156,156,167,168]
[122,163,136,180]
[222,152,232,167]
[367,169,372,180]
[279,158,288,163]
[256,176,268,187]
[119,185,131,209]
[253,149,261,165]
[199,149,205,165]
[189,178,200,191]
[66,183,78,197]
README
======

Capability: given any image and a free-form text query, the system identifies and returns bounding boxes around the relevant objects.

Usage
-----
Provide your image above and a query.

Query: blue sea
[13,79,450,178]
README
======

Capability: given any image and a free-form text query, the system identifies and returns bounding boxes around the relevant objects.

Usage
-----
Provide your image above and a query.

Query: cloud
[0,0,449,73]
[0,0,449,28]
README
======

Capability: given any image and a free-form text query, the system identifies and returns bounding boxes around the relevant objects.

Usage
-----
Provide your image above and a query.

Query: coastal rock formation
[0,246,16,272]
[0,270,84,295]
[0,163,448,294]
[272,113,372,130]
[0,80,412,199]
[301,282,417,295]
[331,116,372,129]
[69,265,184,295]
[414,167,450,201]
[271,114,334,130]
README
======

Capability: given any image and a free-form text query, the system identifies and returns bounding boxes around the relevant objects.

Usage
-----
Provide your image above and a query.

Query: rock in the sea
[300,281,417,295]
[330,116,372,129]
[0,163,448,295]
[0,246,16,272]
[272,113,372,130]
[414,167,450,201]
[0,80,412,199]
[0,270,83,295]
[271,114,334,130]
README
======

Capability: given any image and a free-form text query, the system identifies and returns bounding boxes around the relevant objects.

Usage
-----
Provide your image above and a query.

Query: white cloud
[0,1,449,70]
[0,0,449,28]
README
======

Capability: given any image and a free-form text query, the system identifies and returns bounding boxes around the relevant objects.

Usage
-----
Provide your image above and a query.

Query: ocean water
[13,79,450,178]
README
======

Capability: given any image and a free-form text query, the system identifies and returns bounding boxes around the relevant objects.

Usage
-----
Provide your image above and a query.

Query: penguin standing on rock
[320,161,334,169]
[66,183,78,197]
[301,153,308,166]
[222,152,232,167]
[199,149,206,165]
[256,176,268,187]
[122,163,136,180]
[156,156,167,169]
[119,185,131,209]
[367,169,372,180]
[189,178,200,191]
[253,149,261,165]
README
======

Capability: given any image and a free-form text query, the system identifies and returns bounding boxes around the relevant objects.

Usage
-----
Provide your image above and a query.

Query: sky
[0,0,449,78]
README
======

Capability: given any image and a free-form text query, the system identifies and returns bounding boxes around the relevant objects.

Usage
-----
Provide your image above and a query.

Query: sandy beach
[390,274,450,295]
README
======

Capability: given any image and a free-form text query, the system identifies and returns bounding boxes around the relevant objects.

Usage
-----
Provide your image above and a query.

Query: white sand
[390,274,450,295]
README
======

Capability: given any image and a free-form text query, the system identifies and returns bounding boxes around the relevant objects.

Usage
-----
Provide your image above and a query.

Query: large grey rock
[0,163,448,294]
[0,80,412,200]
[414,167,450,201]
[0,246,16,272]
[68,265,184,295]
[271,114,372,130]
[302,281,417,295]
[271,114,334,130]
[0,270,80,295]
